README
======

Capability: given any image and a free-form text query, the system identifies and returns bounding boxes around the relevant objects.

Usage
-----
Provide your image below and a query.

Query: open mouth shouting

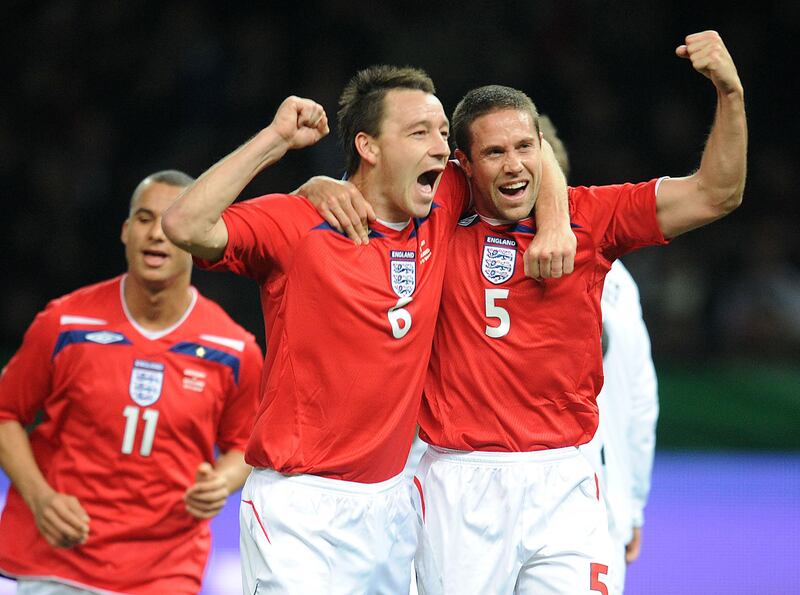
[497,180,529,200]
[416,167,444,197]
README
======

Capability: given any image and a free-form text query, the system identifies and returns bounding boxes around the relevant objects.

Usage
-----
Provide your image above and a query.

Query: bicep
[656,175,726,238]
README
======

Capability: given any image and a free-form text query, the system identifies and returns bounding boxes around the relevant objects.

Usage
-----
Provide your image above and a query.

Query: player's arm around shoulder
[656,30,747,239]
[525,138,576,279]
[162,96,330,262]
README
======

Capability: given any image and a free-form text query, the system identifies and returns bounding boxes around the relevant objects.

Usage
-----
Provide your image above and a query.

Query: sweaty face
[121,181,192,289]
[460,109,543,222]
[370,89,451,221]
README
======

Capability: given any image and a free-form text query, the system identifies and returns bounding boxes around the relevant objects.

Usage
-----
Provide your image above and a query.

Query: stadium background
[1,2,798,593]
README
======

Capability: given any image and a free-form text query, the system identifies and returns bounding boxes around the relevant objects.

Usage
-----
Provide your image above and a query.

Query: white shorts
[16,579,114,595]
[608,534,627,595]
[240,468,417,595]
[413,446,613,595]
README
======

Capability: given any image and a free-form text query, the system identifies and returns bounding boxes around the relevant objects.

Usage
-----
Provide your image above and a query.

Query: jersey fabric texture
[420,180,668,452]
[197,164,468,483]
[580,260,659,594]
[0,276,262,594]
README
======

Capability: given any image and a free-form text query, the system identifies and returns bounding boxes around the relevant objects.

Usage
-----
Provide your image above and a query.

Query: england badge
[390,250,416,298]
[481,236,517,284]
[129,359,165,406]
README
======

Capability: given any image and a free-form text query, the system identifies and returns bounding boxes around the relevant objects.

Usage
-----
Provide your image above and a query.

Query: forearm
[696,88,747,210]
[162,126,290,259]
[533,140,569,230]
[0,420,54,510]
[214,449,251,493]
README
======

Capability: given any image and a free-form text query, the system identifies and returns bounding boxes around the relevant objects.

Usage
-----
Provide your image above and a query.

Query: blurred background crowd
[2,1,798,369]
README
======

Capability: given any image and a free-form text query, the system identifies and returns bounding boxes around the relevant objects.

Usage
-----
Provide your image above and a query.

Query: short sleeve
[0,304,59,425]
[574,180,669,262]
[194,194,317,281]
[214,335,263,453]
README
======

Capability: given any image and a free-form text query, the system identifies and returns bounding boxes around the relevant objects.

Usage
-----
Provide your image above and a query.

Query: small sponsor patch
[481,236,517,284]
[85,331,126,345]
[182,368,207,393]
[129,359,164,406]
[390,250,416,298]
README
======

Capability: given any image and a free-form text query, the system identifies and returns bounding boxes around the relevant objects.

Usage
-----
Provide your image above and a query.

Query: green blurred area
[656,360,800,451]
[1,349,798,450]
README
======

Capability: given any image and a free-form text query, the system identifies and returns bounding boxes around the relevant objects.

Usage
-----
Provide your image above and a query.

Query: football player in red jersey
[162,65,573,594]
[0,171,262,594]
[412,29,745,595]
[302,31,746,595]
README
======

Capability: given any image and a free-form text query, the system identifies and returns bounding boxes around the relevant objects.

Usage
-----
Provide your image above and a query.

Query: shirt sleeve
[575,179,670,263]
[214,334,263,453]
[193,194,317,281]
[0,303,59,425]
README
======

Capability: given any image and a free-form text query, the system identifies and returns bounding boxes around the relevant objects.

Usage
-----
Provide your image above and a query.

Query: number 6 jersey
[0,275,262,594]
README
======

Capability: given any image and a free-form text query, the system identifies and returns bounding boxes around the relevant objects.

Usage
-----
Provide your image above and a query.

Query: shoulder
[192,292,260,350]
[228,193,321,221]
[41,276,121,322]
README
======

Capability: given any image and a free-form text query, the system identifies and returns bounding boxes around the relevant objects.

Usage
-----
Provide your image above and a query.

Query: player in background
[541,113,660,595]
[161,66,572,594]
[0,171,262,594]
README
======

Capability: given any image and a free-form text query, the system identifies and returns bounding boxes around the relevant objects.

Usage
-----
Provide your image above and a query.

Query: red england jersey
[0,276,262,594]
[420,180,668,452]
[197,164,468,483]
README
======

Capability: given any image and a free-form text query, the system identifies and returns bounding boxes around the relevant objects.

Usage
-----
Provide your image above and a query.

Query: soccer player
[541,112,660,595]
[581,259,659,595]
[0,171,263,594]
[410,30,746,595]
[161,66,572,593]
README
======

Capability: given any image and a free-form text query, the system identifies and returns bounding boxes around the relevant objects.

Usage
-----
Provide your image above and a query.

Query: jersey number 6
[388,297,413,339]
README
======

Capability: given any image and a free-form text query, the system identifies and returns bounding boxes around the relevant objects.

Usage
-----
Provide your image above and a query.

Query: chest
[49,332,236,448]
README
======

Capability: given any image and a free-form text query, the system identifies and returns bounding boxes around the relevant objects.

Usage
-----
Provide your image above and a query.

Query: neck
[350,169,410,224]
[123,273,193,331]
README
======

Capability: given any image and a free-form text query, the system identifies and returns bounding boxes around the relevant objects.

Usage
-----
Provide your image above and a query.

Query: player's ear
[454,149,472,177]
[121,220,129,246]
[355,132,378,167]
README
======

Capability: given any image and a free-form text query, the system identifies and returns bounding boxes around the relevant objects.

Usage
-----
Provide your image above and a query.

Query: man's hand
[269,96,330,151]
[184,462,230,520]
[676,31,743,96]
[31,489,90,548]
[524,225,576,279]
[295,176,376,245]
[626,526,643,564]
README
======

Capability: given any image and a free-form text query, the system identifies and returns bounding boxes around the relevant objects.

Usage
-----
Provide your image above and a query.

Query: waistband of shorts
[251,467,405,495]
[425,445,580,465]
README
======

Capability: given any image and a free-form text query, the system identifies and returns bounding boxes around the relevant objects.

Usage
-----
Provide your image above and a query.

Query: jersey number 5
[121,405,159,456]
[485,288,510,338]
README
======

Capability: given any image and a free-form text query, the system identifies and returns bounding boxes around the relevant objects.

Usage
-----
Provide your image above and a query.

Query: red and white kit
[415,179,668,595]
[197,164,468,593]
[0,276,262,594]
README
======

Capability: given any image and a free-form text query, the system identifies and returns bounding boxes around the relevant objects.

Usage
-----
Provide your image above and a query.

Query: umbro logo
[85,331,126,345]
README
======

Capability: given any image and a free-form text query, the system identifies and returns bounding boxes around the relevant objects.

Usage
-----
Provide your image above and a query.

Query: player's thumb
[675,45,689,58]
[195,462,214,482]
